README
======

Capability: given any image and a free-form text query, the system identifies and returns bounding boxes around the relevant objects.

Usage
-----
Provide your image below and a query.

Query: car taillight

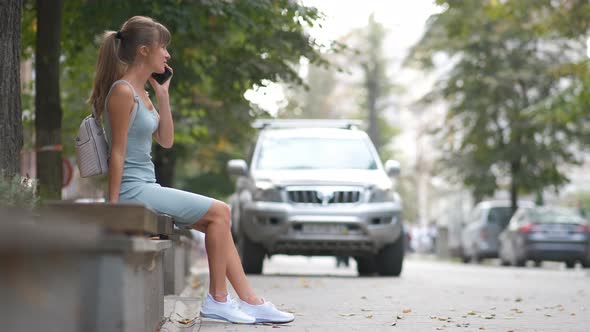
[519,223,536,233]
[576,225,590,233]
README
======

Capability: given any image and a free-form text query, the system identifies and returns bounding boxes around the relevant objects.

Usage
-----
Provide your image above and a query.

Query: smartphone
[151,67,172,85]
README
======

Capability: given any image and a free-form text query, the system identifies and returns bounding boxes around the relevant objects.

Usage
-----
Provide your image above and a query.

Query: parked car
[461,200,534,263]
[227,119,404,276]
[499,206,590,268]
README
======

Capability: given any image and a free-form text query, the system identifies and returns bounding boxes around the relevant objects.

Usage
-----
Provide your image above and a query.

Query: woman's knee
[209,201,231,229]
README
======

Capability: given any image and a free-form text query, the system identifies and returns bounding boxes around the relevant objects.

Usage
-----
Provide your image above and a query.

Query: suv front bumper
[241,201,403,256]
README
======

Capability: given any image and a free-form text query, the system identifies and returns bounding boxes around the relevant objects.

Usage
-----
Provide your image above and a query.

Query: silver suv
[227,120,404,276]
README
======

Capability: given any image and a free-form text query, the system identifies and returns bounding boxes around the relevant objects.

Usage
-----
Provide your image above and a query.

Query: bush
[0,171,38,209]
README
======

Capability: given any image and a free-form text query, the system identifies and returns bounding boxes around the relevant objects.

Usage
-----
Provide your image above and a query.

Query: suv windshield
[487,207,513,228]
[255,136,378,170]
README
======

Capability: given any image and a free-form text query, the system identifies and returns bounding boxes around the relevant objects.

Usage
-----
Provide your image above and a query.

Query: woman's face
[146,43,170,74]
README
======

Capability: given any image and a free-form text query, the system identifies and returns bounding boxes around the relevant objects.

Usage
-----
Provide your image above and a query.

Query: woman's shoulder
[107,81,136,113]
[110,80,136,99]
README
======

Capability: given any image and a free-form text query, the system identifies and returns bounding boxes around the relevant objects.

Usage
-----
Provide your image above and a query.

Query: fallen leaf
[436,328,444,331]
[438,317,449,321]
[402,309,412,314]
[366,315,373,319]
[571,313,576,316]
[361,308,372,312]
[467,311,477,315]
[396,315,403,320]
[191,279,200,289]
[504,316,515,320]
[430,316,438,320]
[515,297,523,302]
[177,318,194,325]
[545,314,552,317]
[482,315,494,319]
[338,313,355,317]
[391,321,397,326]
[490,307,496,310]
[479,327,486,330]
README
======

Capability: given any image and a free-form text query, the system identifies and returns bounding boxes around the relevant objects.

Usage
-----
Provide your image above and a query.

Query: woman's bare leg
[191,200,232,302]
[224,232,262,304]
[191,200,261,304]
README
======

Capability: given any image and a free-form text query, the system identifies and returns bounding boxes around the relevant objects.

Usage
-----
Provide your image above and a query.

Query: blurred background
[3,1,590,331]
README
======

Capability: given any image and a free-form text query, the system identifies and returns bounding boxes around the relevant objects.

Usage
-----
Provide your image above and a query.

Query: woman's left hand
[148,64,173,98]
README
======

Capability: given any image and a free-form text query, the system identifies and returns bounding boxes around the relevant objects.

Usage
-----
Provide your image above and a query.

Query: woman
[88,16,294,325]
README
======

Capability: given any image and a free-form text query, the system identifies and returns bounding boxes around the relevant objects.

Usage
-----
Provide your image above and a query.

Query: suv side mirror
[384,160,401,177]
[227,159,248,176]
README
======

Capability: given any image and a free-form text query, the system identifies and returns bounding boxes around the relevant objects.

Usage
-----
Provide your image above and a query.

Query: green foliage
[0,172,38,209]
[21,0,329,197]
[407,0,590,205]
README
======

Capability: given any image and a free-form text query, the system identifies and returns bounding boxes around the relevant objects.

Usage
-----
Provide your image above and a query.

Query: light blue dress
[104,80,213,228]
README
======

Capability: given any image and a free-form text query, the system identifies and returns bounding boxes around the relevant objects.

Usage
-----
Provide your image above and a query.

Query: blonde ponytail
[88,31,125,118]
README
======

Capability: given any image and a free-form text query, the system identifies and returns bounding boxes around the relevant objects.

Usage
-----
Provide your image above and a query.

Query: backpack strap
[103,80,141,145]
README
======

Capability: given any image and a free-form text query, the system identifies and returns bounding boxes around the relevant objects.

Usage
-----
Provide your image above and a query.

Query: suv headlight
[369,186,395,203]
[253,181,283,202]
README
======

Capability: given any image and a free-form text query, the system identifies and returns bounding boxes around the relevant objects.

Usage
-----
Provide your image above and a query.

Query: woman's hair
[88,16,170,117]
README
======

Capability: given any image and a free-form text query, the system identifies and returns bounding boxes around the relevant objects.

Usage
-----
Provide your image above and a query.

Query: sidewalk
[160,256,209,332]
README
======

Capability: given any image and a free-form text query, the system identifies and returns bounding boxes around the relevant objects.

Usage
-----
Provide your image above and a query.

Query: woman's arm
[106,85,135,203]
[150,65,174,148]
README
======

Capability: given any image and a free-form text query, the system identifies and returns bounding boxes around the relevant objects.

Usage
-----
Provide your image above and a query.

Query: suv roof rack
[252,119,363,130]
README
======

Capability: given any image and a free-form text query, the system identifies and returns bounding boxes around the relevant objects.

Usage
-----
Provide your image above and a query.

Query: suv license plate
[302,224,348,234]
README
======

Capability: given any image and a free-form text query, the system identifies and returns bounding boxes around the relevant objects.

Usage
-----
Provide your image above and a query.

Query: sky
[244,0,441,115]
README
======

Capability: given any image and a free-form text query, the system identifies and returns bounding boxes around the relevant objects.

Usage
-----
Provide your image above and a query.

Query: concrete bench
[2,203,174,332]
[159,214,205,296]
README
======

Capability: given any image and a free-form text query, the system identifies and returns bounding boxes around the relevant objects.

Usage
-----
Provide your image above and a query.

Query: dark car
[499,206,590,268]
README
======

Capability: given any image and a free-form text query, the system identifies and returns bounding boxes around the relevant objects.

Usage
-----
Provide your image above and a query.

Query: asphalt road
[188,255,590,332]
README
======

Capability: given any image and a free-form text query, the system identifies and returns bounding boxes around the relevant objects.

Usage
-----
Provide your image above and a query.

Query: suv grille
[287,188,361,204]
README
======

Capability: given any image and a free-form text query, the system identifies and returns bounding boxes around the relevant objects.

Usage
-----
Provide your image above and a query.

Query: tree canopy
[21,0,330,199]
[407,0,590,209]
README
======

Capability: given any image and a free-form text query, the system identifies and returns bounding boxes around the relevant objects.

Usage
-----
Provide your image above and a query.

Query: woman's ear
[139,45,150,57]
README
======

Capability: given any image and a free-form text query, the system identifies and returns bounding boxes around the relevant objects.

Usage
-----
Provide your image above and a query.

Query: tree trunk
[367,70,381,152]
[35,0,63,199]
[154,145,176,187]
[510,160,520,214]
[0,0,24,177]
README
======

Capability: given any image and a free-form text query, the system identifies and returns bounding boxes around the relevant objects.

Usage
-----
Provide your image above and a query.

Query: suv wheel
[355,256,378,276]
[376,234,404,276]
[238,233,265,274]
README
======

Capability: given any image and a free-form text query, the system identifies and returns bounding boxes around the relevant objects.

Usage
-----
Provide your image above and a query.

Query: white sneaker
[239,299,295,324]
[200,293,256,324]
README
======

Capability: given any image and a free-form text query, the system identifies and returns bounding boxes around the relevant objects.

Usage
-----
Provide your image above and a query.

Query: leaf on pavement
[338,313,355,317]
[515,297,523,302]
[402,309,412,314]
[366,314,373,319]
[396,315,403,320]
[391,322,397,326]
